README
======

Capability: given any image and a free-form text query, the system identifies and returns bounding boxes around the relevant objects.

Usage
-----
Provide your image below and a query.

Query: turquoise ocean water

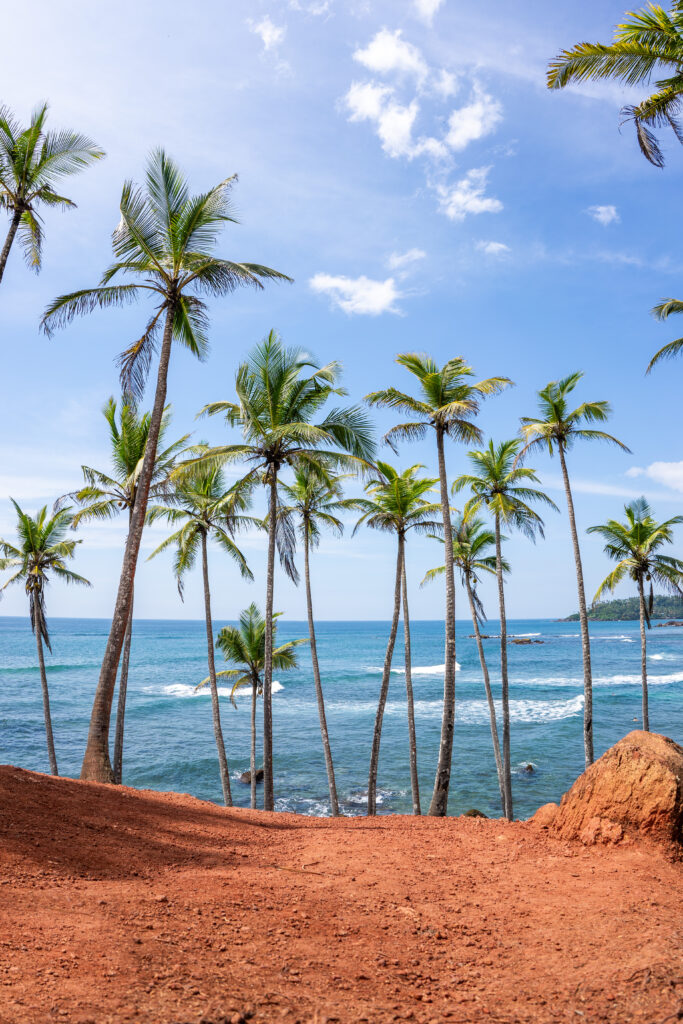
[0,616,681,818]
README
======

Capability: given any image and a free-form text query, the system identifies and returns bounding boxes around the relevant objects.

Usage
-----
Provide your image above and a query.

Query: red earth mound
[0,760,681,1024]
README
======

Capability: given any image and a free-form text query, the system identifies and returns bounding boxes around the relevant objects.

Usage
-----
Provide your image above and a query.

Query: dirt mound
[552,730,683,847]
[0,763,682,1023]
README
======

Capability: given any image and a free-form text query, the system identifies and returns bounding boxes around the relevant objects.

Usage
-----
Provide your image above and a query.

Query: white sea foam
[148,681,284,699]
[366,663,460,676]
[513,632,541,638]
[378,693,586,724]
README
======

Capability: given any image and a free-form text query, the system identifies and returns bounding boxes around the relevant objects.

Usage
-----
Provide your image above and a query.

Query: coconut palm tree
[647,297,683,370]
[0,102,104,285]
[547,2,683,167]
[0,501,90,774]
[202,604,306,809]
[185,330,375,810]
[454,439,557,820]
[366,354,511,816]
[354,462,442,816]
[147,466,257,805]
[422,512,509,814]
[70,397,189,784]
[518,372,631,768]
[41,149,290,783]
[279,466,363,816]
[588,498,683,731]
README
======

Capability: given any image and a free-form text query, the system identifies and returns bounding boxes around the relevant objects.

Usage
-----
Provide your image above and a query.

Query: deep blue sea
[0,616,681,818]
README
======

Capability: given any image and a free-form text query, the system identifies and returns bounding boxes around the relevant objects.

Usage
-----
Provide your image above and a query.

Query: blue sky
[1,0,683,621]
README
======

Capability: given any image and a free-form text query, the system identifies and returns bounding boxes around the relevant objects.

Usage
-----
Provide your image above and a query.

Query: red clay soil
[0,766,681,1024]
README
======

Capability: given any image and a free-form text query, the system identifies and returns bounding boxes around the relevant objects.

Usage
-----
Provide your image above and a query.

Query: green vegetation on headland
[563,596,683,622]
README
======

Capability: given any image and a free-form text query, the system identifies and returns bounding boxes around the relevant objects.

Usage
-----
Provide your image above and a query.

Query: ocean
[0,616,681,818]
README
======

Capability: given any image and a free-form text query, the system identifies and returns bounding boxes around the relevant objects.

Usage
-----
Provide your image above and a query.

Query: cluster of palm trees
[2,53,683,819]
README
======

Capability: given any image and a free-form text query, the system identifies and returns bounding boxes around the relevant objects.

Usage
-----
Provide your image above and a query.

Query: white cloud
[434,167,503,221]
[344,81,446,160]
[387,248,426,270]
[626,462,683,493]
[413,0,446,25]
[353,29,428,84]
[431,69,459,99]
[476,240,510,256]
[588,204,619,226]
[288,0,331,13]
[446,84,503,151]
[248,16,286,51]
[309,273,403,314]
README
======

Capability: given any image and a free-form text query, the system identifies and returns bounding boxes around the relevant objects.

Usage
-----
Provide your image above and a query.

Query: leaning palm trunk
[201,531,232,806]
[463,574,505,815]
[0,209,22,286]
[429,427,456,816]
[558,445,594,766]
[262,472,278,811]
[304,530,340,816]
[35,622,58,776]
[637,577,650,732]
[250,678,258,810]
[81,305,176,782]
[112,593,133,785]
[368,534,404,816]
[401,553,421,815]
[494,515,513,820]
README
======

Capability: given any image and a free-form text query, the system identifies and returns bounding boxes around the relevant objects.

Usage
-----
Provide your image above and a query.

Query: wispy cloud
[309,273,403,314]
[387,248,426,271]
[626,461,683,493]
[433,167,503,221]
[413,0,446,25]
[344,80,446,160]
[446,83,502,151]
[588,204,619,226]
[248,16,286,51]
[476,240,510,256]
[543,473,679,502]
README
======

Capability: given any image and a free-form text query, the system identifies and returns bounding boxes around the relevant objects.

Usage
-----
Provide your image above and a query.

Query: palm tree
[186,331,375,810]
[354,462,442,816]
[147,466,257,805]
[422,512,509,814]
[647,296,683,370]
[0,102,104,285]
[454,439,557,820]
[366,354,511,816]
[547,2,683,167]
[0,501,90,774]
[588,498,683,731]
[202,604,306,809]
[279,466,362,816]
[519,372,631,767]
[41,149,290,783]
[70,397,189,784]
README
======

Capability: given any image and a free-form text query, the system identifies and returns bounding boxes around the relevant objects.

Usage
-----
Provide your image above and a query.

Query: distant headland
[562,596,683,622]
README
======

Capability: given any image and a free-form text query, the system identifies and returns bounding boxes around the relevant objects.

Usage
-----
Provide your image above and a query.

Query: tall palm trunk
[401,549,421,815]
[558,444,594,766]
[201,530,232,806]
[429,426,456,817]
[81,303,176,782]
[112,587,133,785]
[637,576,650,732]
[368,533,404,816]
[304,527,340,816]
[0,208,22,285]
[250,677,258,810]
[35,621,58,776]
[463,574,505,815]
[495,514,513,820]
[263,471,278,811]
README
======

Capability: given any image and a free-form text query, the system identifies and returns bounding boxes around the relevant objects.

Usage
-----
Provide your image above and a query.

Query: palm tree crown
[354,462,442,538]
[547,1,683,166]
[0,102,104,276]
[0,501,90,647]
[423,512,509,621]
[519,372,631,458]
[279,467,361,549]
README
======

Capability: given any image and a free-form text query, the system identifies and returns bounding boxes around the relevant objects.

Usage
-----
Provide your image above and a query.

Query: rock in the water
[552,731,683,848]
[463,808,488,818]
[239,768,264,785]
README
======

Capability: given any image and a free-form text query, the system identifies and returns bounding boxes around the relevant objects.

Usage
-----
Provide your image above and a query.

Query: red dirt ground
[0,766,681,1024]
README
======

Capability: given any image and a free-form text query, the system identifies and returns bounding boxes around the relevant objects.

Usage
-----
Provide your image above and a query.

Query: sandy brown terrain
[0,764,681,1024]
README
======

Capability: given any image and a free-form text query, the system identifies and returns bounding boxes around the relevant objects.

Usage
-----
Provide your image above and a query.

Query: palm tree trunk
[495,514,513,821]
[429,426,456,817]
[401,548,421,815]
[0,208,22,285]
[201,530,232,806]
[112,586,133,785]
[464,574,505,815]
[637,577,650,732]
[304,527,340,816]
[81,303,176,783]
[35,624,58,776]
[368,533,403,816]
[558,444,594,767]
[251,678,258,810]
[263,471,278,811]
